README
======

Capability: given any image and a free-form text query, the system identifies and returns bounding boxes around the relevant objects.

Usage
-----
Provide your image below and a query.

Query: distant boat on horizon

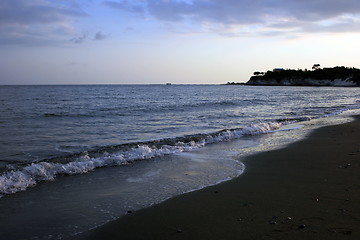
[166,83,172,85]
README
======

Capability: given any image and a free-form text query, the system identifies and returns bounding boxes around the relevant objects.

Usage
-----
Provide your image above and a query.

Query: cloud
[104,0,360,36]
[69,32,108,44]
[103,0,145,14]
[70,34,88,44]
[93,32,107,41]
[0,0,87,25]
[0,0,87,45]
[65,61,87,67]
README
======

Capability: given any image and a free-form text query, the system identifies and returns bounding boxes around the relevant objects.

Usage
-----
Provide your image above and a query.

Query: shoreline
[74,116,360,240]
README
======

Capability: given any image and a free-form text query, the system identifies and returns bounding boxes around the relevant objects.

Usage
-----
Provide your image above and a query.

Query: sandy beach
[75,116,360,240]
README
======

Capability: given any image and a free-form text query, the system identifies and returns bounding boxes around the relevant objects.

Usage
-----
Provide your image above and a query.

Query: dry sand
[75,116,360,240]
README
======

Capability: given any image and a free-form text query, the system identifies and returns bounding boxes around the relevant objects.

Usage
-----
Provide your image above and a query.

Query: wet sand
[75,116,360,240]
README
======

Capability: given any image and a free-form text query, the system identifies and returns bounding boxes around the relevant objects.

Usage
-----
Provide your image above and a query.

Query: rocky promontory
[245,66,360,86]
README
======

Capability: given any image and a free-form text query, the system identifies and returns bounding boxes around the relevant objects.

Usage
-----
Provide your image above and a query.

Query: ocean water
[0,84,360,239]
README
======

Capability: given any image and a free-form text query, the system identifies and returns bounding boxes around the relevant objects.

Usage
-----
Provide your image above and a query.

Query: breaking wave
[0,122,282,197]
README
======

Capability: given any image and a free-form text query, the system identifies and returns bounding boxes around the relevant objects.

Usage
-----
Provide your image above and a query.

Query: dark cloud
[0,0,87,25]
[0,0,87,45]
[278,0,360,22]
[70,34,88,44]
[104,0,360,35]
[145,0,269,24]
[69,32,108,44]
[103,0,145,14]
[93,32,107,41]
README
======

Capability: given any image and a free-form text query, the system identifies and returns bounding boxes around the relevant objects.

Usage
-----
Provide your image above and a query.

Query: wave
[40,100,242,119]
[0,122,282,197]
[1,102,355,198]
[277,105,352,123]
[40,99,259,119]
[276,116,312,123]
[43,113,96,118]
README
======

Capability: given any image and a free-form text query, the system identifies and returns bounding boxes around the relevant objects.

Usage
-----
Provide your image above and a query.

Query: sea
[1,84,360,239]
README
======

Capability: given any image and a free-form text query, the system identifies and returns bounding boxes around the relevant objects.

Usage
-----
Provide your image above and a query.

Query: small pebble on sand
[299,224,306,229]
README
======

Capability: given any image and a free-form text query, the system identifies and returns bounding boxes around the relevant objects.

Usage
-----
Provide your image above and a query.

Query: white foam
[0,121,282,197]
[240,122,282,135]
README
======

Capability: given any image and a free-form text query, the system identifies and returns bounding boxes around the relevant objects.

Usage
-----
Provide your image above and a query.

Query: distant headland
[227,65,360,86]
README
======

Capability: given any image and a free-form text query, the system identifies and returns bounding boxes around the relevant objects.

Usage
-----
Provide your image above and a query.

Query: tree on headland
[312,64,320,70]
[253,71,264,76]
[246,66,360,86]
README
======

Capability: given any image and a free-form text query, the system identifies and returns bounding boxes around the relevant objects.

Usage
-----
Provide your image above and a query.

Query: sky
[1,0,360,85]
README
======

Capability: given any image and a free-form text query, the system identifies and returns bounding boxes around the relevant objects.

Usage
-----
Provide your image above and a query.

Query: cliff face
[246,67,360,87]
